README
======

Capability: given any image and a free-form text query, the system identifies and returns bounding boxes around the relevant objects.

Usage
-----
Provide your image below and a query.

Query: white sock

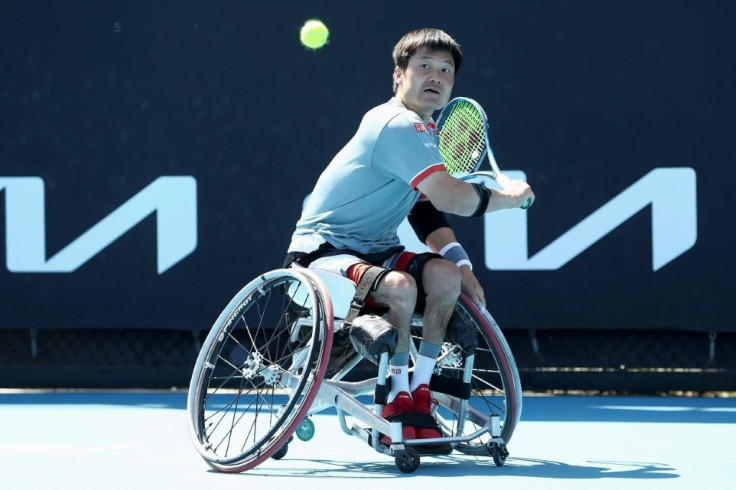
[409,354,437,392]
[388,363,411,403]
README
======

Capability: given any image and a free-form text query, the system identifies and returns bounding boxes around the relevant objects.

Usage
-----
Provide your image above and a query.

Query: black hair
[392,28,463,92]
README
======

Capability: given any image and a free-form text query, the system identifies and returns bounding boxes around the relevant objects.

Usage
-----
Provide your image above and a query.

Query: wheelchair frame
[187,267,522,474]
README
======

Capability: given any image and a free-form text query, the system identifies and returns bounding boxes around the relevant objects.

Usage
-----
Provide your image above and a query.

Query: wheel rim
[420,293,521,454]
[187,269,333,470]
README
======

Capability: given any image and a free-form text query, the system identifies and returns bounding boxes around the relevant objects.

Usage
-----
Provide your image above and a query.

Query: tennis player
[285,28,534,447]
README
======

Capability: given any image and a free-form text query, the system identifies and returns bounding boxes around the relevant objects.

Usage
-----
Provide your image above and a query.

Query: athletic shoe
[382,391,413,418]
[411,384,443,442]
[380,392,415,445]
[411,384,437,415]
[379,425,416,446]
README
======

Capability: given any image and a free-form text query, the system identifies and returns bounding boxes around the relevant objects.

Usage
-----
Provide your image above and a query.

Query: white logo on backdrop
[399,168,697,271]
[0,176,197,274]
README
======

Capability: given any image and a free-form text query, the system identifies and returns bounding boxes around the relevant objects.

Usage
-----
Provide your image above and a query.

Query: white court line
[596,405,736,412]
[0,443,140,455]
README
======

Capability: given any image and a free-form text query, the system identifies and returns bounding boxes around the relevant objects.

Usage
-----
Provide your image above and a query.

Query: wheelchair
[186,266,522,474]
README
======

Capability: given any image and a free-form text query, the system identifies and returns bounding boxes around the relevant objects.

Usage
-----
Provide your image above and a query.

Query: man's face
[394,47,455,120]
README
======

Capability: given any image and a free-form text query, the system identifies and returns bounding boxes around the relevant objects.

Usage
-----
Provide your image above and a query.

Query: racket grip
[496,172,532,209]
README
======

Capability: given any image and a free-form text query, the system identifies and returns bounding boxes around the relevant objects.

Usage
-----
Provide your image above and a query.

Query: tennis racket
[436,97,532,209]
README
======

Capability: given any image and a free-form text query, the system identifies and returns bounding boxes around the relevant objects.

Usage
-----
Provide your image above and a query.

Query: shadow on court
[238,456,677,480]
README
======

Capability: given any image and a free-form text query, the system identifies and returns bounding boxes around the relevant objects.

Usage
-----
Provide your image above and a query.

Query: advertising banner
[1,2,732,331]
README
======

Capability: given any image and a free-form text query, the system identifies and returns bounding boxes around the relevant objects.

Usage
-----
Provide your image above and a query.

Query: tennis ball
[300,19,329,50]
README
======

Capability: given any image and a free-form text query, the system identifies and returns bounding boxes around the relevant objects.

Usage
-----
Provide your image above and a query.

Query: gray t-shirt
[289,98,445,255]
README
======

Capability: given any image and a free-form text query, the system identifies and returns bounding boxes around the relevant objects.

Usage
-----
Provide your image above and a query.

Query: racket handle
[495,172,532,209]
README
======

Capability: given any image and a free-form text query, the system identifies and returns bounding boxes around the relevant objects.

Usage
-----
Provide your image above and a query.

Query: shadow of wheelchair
[228,456,678,480]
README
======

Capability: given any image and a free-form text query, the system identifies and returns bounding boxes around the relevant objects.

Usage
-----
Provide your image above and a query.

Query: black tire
[490,442,508,467]
[395,447,421,473]
[271,443,288,460]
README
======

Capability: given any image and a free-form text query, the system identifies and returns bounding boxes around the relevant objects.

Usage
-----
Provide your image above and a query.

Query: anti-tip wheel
[489,442,508,467]
[395,447,420,473]
[271,435,293,460]
[271,444,288,460]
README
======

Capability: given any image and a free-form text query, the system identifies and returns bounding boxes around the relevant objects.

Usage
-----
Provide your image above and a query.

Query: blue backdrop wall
[1,1,733,332]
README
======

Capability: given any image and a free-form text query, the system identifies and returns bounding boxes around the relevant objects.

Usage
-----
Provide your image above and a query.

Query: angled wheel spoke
[187,269,332,472]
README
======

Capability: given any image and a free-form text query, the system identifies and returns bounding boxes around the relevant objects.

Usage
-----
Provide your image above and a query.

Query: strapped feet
[410,384,446,448]
[411,384,437,415]
[379,389,452,455]
[380,392,416,446]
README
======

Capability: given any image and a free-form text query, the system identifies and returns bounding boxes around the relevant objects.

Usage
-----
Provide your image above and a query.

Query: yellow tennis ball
[300,19,329,50]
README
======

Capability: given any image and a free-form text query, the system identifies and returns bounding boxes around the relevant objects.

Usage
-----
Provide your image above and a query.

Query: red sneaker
[382,391,413,418]
[411,384,437,415]
[411,384,443,442]
[380,392,415,445]
[379,425,416,446]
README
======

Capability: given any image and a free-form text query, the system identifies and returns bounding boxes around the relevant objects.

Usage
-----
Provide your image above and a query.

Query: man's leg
[416,258,461,345]
[364,268,417,403]
[353,266,418,444]
[410,258,461,409]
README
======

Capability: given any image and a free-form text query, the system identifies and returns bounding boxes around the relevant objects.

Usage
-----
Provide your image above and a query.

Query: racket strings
[438,102,487,177]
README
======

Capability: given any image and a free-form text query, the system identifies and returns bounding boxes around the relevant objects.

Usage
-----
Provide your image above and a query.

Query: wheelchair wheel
[423,293,522,455]
[187,268,333,472]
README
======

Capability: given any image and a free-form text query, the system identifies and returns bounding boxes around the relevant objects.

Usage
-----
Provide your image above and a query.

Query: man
[285,28,534,446]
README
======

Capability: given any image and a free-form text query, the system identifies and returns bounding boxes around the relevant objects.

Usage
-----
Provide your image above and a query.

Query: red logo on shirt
[414,122,426,133]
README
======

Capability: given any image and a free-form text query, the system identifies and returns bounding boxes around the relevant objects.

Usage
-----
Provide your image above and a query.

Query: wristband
[440,242,472,270]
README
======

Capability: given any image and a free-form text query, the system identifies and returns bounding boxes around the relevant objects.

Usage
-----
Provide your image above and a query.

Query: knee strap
[348,314,397,363]
[344,266,397,364]
[345,266,390,324]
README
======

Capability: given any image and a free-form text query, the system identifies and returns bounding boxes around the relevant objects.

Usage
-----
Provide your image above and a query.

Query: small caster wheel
[271,444,288,460]
[295,417,315,441]
[271,435,293,460]
[488,442,508,467]
[395,447,420,473]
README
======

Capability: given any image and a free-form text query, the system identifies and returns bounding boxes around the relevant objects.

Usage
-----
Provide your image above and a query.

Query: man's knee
[373,270,418,312]
[423,259,462,300]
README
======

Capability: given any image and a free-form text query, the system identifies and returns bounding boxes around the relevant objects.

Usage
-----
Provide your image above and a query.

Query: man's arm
[416,171,534,216]
[407,200,450,244]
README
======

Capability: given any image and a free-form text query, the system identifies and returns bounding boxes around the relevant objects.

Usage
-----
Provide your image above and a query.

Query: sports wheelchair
[186,266,522,474]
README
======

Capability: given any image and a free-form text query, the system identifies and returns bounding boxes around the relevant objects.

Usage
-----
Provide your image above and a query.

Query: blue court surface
[1,391,734,490]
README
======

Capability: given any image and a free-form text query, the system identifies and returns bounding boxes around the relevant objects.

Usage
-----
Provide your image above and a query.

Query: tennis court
[2,391,733,490]
[2,3,735,489]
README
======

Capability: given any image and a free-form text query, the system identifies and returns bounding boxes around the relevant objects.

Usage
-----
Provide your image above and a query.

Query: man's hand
[496,179,535,209]
[459,266,485,307]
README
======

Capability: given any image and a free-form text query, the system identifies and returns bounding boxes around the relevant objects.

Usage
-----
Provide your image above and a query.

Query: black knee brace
[404,252,442,312]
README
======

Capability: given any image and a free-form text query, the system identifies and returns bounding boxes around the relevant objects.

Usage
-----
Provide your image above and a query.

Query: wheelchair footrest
[377,411,453,455]
[414,443,453,456]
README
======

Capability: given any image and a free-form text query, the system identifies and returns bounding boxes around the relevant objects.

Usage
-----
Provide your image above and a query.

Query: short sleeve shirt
[288,98,446,255]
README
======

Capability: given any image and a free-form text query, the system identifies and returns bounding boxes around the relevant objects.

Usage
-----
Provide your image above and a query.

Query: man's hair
[392,28,463,92]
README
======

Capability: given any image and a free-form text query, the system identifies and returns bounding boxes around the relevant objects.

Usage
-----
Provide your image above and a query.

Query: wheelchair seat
[289,267,356,320]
